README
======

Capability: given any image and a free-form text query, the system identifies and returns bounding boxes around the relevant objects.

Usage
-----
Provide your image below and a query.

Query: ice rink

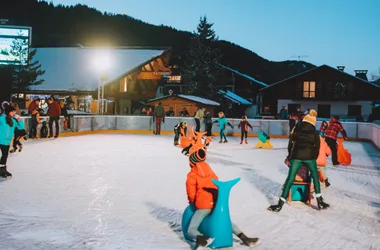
[0,134,379,249]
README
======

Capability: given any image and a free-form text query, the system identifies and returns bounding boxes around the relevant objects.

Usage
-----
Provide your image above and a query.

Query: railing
[20,116,380,149]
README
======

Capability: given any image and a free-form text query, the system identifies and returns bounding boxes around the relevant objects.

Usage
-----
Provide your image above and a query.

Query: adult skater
[267,109,330,212]
[0,105,25,178]
[153,102,165,135]
[324,116,347,166]
[47,97,61,138]
[194,107,205,132]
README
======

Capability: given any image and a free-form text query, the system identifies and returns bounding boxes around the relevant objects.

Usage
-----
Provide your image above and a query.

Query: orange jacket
[316,136,331,167]
[186,161,218,209]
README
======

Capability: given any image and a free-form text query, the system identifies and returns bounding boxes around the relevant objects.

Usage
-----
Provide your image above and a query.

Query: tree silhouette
[182,16,225,99]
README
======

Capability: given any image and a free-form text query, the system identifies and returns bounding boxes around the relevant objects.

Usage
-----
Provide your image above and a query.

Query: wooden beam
[136,71,169,80]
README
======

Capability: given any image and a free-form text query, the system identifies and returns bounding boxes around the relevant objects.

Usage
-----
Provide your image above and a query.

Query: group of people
[0,96,64,179]
[268,109,348,212]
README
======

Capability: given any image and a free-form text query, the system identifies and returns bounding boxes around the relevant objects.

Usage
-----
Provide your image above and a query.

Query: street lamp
[92,50,111,115]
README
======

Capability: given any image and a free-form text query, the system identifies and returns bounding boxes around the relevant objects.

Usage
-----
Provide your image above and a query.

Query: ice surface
[0,134,380,249]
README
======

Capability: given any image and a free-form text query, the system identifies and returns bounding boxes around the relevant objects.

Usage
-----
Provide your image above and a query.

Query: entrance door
[288,104,300,114]
[318,104,331,118]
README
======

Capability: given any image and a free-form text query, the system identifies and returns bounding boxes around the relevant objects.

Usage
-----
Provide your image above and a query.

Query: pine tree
[181,16,225,99]
[8,33,45,91]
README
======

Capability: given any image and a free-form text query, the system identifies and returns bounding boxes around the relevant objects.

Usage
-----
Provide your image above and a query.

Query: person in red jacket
[28,98,40,115]
[186,148,260,249]
[47,97,61,138]
[324,116,347,166]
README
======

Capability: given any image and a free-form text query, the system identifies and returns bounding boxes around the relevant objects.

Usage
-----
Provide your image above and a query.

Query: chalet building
[16,46,172,114]
[157,57,267,117]
[145,94,220,117]
[259,65,380,119]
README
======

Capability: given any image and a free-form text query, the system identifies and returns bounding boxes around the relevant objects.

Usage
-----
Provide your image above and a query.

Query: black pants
[174,129,180,142]
[240,131,248,140]
[30,124,37,138]
[325,137,338,165]
[49,116,60,136]
[195,118,201,132]
[12,136,22,150]
[0,144,10,165]
[205,124,212,136]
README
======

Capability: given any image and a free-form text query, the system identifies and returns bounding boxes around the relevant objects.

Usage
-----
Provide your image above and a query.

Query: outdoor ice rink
[0,134,379,250]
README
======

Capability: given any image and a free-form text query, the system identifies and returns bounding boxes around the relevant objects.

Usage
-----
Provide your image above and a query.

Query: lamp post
[93,50,111,115]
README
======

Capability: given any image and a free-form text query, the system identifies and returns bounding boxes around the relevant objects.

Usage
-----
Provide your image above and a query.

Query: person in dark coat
[204,111,213,136]
[268,109,330,212]
[173,121,187,146]
[153,102,165,135]
[47,97,61,138]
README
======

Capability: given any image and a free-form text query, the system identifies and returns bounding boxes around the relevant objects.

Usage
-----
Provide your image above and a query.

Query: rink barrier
[19,116,380,149]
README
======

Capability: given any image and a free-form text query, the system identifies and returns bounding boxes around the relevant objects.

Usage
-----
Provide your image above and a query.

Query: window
[168,75,181,83]
[333,82,347,100]
[348,105,361,117]
[119,78,127,92]
[303,81,316,98]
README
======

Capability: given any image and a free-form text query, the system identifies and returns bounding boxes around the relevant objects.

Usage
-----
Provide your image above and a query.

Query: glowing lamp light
[92,49,112,74]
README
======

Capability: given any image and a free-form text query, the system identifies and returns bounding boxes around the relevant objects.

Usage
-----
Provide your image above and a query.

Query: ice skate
[9,148,17,153]
[239,140,243,144]
[18,144,23,152]
[238,233,261,247]
[194,235,214,250]
[316,196,329,210]
[267,198,285,212]
[245,138,248,144]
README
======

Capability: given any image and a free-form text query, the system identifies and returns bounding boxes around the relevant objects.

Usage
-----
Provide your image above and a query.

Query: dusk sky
[46,0,380,78]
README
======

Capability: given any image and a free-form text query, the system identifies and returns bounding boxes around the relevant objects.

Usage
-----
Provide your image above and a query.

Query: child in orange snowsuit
[186,148,260,249]
[316,136,332,187]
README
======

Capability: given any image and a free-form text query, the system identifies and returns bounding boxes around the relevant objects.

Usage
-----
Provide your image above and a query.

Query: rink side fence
[20,116,380,149]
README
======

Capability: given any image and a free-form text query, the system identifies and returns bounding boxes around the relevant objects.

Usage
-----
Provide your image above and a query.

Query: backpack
[40,121,48,138]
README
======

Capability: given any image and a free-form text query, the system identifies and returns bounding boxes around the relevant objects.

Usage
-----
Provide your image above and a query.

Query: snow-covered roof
[146,94,220,106]
[31,47,168,91]
[218,89,252,105]
[218,64,268,87]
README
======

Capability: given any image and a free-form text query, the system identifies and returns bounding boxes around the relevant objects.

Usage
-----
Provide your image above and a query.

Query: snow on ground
[0,134,380,250]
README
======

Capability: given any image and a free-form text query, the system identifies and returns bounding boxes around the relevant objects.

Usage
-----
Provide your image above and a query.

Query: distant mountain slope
[1,0,315,84]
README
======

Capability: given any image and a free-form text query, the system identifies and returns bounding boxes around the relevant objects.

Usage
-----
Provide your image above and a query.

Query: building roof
[218,89,252,105]
[31,47,169,92]
[145,94,220,106]
[218,64,268,87]
[260,64,380,91]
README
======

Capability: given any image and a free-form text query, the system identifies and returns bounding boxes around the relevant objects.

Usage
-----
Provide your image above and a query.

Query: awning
[218,90,252,105]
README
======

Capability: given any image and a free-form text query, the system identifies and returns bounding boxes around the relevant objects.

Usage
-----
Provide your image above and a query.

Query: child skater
[238,116,253,144]
[0,105,25,178]
[186,147,260,249]
[317,135,332,187]
[319,120,328,137]
[213,112,234,143]
[174,121,187,146]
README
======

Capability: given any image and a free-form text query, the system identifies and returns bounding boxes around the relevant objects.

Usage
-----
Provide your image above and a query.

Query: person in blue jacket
[213,112,234,143]
[0,105,25,178]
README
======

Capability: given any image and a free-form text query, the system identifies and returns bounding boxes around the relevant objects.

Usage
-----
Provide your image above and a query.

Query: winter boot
[195,235,214,250]
[219,140,223,143]
[267,198,285,212]
[18,144,23,152]
[174,141,179,146]
[223,140,228,143]
[240,140,243,144]
[325,178,330,187]
[316,195,329,210]
[9,148,17,153]
[237,233,261,247]
[0,166,11,179]
[245,138,248,144]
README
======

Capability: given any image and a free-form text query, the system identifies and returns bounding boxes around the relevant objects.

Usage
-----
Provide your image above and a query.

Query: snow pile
[0,134,379,249]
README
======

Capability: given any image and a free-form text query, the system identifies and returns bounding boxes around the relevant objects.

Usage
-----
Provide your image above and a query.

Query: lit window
[119,78,127,92]
[303,81,316,98]
[168,75,181,82]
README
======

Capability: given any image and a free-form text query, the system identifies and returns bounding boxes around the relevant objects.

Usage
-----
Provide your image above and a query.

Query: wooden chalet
[16,46,172,114]
[144,94,220,117]
[259,65,380,118]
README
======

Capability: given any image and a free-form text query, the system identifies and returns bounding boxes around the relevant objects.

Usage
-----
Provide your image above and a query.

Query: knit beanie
[189,148,206,165]
[1,101,9,109]
[303,109,317,126]
[4,105,15,115]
